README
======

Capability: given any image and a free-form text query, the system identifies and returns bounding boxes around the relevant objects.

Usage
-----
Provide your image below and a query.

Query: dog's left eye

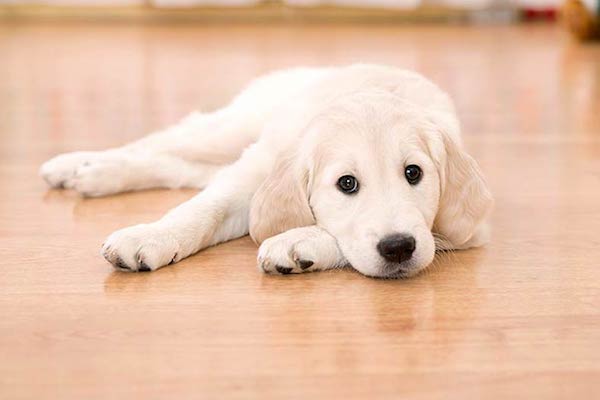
[405,165,423,185]
[337,175,359,194]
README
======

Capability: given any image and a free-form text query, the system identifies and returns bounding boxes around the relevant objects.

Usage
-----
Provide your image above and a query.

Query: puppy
[40,64,493,278]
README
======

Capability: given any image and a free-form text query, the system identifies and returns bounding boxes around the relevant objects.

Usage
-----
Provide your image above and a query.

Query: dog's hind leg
[41,67,326,196]
[117,67,327,165]
[39,107,260,196]
[101,142,272,271]
[43,152,223,197]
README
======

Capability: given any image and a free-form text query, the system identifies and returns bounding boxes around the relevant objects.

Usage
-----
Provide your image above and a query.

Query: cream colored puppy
[40,64,493,278]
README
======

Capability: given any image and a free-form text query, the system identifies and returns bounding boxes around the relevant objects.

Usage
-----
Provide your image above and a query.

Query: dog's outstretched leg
[101,143,272,271]
[40,67,326,196]
[40,151,223,197]
[38,109,258,196]
[257,226,347,275]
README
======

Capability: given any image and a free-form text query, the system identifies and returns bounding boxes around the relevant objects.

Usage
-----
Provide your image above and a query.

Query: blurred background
[1,0,598,177]
[1,0,598,149]
[0,0,574,23]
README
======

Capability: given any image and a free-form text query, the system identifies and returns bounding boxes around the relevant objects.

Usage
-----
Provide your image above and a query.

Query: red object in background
[522,8,558,20]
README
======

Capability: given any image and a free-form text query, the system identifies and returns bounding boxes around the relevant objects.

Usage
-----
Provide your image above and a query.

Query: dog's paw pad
[113,257,132,271]
[137,262,152,272]
[297,259,314,270]
[275,266,293,274]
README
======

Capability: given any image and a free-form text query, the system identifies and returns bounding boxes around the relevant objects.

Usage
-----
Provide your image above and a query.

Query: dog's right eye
[337,175,359,194]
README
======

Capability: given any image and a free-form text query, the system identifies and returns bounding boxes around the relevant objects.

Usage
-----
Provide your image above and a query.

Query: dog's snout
[377,233,416,263]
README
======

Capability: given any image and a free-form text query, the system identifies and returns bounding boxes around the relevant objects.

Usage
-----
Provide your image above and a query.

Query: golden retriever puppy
[40,64,493,278]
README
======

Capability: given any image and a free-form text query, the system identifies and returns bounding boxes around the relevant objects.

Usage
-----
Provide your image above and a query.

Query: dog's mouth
[385,268,422,279]
[381,267,419,279]
[353,260,424,279]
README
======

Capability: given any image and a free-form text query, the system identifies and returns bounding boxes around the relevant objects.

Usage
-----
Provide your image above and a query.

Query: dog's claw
[114,257,131,271]
[138,262,151,272]
[298,260,314,270]
[275,266,293,274]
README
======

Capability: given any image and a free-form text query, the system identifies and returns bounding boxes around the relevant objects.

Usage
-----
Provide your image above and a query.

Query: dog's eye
[405,165,422,185]
[337,175,359,194]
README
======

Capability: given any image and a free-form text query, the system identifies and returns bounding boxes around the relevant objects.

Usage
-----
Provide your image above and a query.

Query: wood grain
[0,22,599,399]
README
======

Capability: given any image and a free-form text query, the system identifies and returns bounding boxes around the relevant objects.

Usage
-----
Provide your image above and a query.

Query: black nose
[377,234,416,263]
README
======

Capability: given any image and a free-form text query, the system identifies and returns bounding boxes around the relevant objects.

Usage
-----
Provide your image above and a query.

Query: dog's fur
[40,64,493,278]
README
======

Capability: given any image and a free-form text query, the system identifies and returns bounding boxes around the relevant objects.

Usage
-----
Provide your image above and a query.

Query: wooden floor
[1,21,599,399]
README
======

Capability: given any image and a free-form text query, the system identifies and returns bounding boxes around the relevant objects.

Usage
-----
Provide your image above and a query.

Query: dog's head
[250,92,493,278]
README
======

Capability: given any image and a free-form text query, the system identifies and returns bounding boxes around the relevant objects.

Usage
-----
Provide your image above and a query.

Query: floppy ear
[249,149,315,245]
[432,133,494,249]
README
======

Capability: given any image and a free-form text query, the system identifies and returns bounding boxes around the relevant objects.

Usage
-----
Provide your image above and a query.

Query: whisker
[424,232,460,275]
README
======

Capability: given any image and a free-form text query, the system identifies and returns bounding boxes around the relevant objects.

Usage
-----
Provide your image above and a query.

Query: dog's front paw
[257,227,342,275]
[101,224,181,272]
[258,240,315,275]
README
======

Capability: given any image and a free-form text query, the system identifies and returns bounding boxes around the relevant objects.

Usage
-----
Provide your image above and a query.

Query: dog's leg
[257,226,348,275]
[121,109,261,165]
[39,109,259,196]
[101,144,272,271]
[41,152,223,197]
[41,68,326,196]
